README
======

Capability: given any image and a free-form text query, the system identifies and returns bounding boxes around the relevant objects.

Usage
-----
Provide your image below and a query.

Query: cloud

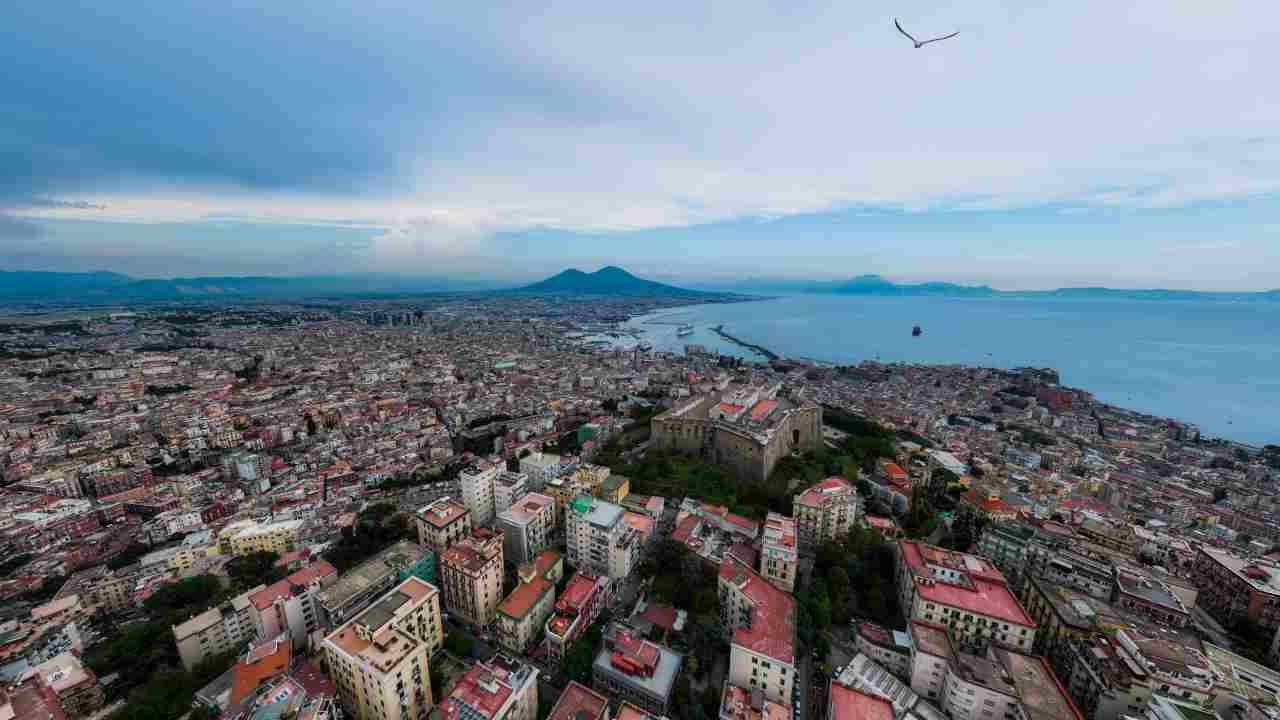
[4,1,1280,283]
[2,197,106,211]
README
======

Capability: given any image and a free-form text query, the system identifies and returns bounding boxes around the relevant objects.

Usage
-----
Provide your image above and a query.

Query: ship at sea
[912,325,922,337]
[676,324,694,337]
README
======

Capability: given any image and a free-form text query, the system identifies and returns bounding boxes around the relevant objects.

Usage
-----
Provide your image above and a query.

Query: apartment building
[319,540,432,629]
[792,477,856,554]
[460,463,501,526]
[519,451,566,492]
[174,583,266,671]
[495,568,556,655]
[853,622,912,681]
[897,540,1038,653]
[547,683,609,720]
[759,512,798,594]
[494,471,530,516]
[434,655,539,720]
[1193,546,1280,632]
[416,498,473,557]
[592,622,682,716]
[225,519,304,557]
[30,652,106,719]
[323,576,443,720]
[566,495,641,581]
[440,528,504,629]
[719,555,796,705]
[721,682,792,720]
[546,572,611,664]
[1060,630,1214,720]
[908,620,1081,720]
[498,493,556,566]
[248,560,337,651]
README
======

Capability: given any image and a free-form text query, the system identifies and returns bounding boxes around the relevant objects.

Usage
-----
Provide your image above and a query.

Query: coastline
[616,295,1277,446]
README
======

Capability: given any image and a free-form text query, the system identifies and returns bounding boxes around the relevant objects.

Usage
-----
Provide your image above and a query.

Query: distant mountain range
[1,268,1276,304]
[0,270,499,302]
[703,274,1280,301]
[514,266,712,297]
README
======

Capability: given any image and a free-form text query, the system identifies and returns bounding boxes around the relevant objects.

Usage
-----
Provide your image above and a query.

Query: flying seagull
[894,18,958,48]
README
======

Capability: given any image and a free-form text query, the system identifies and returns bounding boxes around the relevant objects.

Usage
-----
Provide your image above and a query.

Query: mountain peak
[517,265,704,297]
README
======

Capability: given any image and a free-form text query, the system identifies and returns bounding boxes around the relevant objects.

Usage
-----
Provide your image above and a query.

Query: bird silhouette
[895,18,959,48]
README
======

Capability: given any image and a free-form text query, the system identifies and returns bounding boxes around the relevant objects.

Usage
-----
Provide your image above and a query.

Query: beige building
[323,576,444,720]
[460,462,500,526]
[897,540,1038,653]
[650,390,822,483]
[495,568,556,655]
[719,556,796,705]
[416,498,473,557]
[760,512,798,593]
[225,519,303,557]
[173,583,265,671]
[440,528,504,629]
[792,478,856,554]
[498,493,556,566]
[31,652,105,718]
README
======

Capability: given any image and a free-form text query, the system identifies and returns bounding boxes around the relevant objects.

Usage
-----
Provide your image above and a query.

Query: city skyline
[4,3,1280,290]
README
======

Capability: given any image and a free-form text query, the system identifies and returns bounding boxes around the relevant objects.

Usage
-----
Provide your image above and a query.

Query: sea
[609,294,1280,446]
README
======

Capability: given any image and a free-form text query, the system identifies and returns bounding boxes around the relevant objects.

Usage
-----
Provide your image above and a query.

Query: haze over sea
[622,295,1280,446]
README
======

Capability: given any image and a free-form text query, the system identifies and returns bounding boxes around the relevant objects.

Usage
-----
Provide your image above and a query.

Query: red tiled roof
[231,637,291,705]
[899,541,1034,627]
[436,665,514,720]
[720,557,795,664]
[749,400,777,421]
[828,685,892,720]
[639,603,679,632]
[547,682,609,720]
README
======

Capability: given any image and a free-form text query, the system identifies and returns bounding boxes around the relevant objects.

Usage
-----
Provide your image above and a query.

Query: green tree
[225,551,284,591]
[444,631,475,658]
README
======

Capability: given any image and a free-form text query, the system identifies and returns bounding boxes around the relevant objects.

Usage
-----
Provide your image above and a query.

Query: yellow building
[226,519,303,557]
[323,577,443,720]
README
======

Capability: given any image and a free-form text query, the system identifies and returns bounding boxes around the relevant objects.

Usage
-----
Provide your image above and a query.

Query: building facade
[416,498,473,557]
[440,528,504,629]
[498,492,556,566]
[793,478,856,555]
[323,577,443,720]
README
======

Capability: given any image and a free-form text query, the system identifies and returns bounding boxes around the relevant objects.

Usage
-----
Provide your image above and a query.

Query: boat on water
[912,325,922,337]
[676,324,694,337]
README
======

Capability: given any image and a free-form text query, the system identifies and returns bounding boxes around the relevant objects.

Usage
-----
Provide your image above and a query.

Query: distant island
[710,274,1280,302]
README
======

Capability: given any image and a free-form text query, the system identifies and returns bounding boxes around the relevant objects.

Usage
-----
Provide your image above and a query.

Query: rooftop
[721,683,790,720]
[594,626,681,700]
[418,498,469,528]
[795,478,854,508]
[318,540,425,611]
[995,648,1083,720]
[720,557,796,664]
[547,682,609,720]
[900,541,1034,628]
[568,496,623,529]
[497,575,553,621]
[828,685,893,720]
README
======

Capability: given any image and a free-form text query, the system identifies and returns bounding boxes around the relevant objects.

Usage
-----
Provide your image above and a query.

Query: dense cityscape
[0,292,1277,720]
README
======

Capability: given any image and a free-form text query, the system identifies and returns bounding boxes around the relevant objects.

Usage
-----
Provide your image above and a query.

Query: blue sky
[3,2,1280,289]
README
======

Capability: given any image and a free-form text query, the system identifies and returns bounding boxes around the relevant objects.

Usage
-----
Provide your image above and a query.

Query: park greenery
[84,574,245,720]
[602,405,898,521]
[323,501,417,572]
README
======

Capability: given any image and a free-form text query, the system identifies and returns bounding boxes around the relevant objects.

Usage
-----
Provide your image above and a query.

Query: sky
[3,1,1280,290]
